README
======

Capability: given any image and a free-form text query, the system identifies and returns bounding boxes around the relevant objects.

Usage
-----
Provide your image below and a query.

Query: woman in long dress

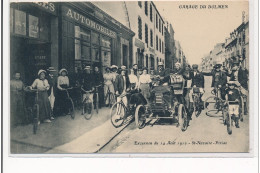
[53,69,70,116]
[30,70,52,124]
[10,72,28,126]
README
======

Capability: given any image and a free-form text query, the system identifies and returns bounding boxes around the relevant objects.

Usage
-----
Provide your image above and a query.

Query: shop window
[145,24,148,44]
[145,1,148,16]
[39,16,50,41]
[150,29,153,47]
[138,1,142,8]
[14,9,26,36]
[101,36,111,48]
[74,26,91,60]
[138,17,142,40]
[102,50,111,70]
[29,15,39,38]
[156,14,158,29]
[92,47,100,61]
[92,32,100,45]
[156,35,158,50]
[150,4,153,22]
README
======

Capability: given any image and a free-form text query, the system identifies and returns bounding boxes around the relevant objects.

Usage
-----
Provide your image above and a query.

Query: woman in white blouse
[30,70,52,124]
[53,68,70,117]
[138,68,152,101]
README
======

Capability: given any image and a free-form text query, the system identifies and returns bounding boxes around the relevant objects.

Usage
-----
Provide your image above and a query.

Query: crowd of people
[10,57,249,127]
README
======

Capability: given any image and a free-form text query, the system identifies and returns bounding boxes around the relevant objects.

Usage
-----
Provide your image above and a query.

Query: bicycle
[192,87,203,117]
[25,86,39,134]
[110,92,133,128]
[94,84,103,114]
[81,87,94,120]
[64,87,75,119]
[104,85,115,108]
[204,86,225,118]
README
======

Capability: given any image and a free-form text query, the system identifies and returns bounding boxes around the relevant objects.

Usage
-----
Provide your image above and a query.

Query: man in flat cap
[203,63,227,100]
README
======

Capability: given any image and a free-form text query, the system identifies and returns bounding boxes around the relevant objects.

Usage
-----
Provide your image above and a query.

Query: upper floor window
[150,29,153,47]
[145,1,148,16]
[156,35,158,50]
[138,17,142,40]
[156,14,158,28]
[145,24,148,44]
[162,24,164,35]
[159,38,161,52]
[138,1,142,8]
[150,4,153,22]
[159,19,161,32]
[162,41,164,54]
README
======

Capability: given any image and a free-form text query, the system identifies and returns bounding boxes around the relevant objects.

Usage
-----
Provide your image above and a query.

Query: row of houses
[10,1,187,85]
[200,11,249,72]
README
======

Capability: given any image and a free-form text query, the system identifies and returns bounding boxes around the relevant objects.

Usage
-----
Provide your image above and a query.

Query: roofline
[151,1,165,24]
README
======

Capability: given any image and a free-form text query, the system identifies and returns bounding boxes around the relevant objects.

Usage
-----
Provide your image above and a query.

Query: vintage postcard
[8,0,253,155]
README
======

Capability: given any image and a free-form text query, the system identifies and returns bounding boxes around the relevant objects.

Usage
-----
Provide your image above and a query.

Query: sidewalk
[11,107,112,154]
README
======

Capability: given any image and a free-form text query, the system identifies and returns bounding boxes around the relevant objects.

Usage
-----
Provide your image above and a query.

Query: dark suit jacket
[227,68,248,90]
[46,75,57,97]
[202,69,227,87]
[114,74,130,94]
[190,71,205,88]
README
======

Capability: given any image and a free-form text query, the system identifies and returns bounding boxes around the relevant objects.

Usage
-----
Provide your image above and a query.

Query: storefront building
[10,2,59,85]
[10,2,135,85]
[59,2,134,74]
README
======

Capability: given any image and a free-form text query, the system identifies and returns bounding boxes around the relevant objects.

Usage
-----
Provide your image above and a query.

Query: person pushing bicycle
[190,64,205,109]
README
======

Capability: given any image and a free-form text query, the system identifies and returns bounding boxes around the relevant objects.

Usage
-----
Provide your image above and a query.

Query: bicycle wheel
[109,92,115,108]
[178,104,188,132]
[68,98,75,119]
[204,96,223,117]
[33,104,39,134]
[110,102,126,128]
[84,102,93,120]
[193,95,201,117]
[226,112,232,135]
[135,105,146,129]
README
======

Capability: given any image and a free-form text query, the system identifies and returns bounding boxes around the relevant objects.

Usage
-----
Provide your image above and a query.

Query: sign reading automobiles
[63,7,116,38]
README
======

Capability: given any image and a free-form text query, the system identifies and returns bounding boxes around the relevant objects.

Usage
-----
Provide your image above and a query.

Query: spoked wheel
[83,102,93,120]
[33,104,39,134]
[135,105,146,129]
[204,96,223,117]
[110,102,126,128]
[109,92,115,108]
[178,104,188,132]
[68,98,75,119]
[226,112,232,135]
[193,96,202,117]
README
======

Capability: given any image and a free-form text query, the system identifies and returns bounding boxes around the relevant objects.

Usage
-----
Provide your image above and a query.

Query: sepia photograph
[9,0,251,155]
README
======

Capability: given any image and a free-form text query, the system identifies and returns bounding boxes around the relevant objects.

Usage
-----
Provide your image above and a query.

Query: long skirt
[53,88,70,116]
[38,91,52,122]
[10,91,28,126]
[104,84,115,104]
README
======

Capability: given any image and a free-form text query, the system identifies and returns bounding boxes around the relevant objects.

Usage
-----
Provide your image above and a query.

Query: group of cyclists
[10,57,248,129]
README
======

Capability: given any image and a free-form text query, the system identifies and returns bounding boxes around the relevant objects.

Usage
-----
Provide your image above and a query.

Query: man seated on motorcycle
[225,81,241,128]
[190,64,205,109]
[203,64,227,100]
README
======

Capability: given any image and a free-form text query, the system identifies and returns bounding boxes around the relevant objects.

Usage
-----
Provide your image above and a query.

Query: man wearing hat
[114,65,130,107]
[203,63,227,100]
[81,65,95,113]
[93,65,104,108]
[156,61,171,85]
[132,64,138,76]
[46,67,57,115]
[227,60,249,114]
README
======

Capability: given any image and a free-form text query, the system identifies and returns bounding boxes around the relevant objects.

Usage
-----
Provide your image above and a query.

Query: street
[10,76,249,154]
